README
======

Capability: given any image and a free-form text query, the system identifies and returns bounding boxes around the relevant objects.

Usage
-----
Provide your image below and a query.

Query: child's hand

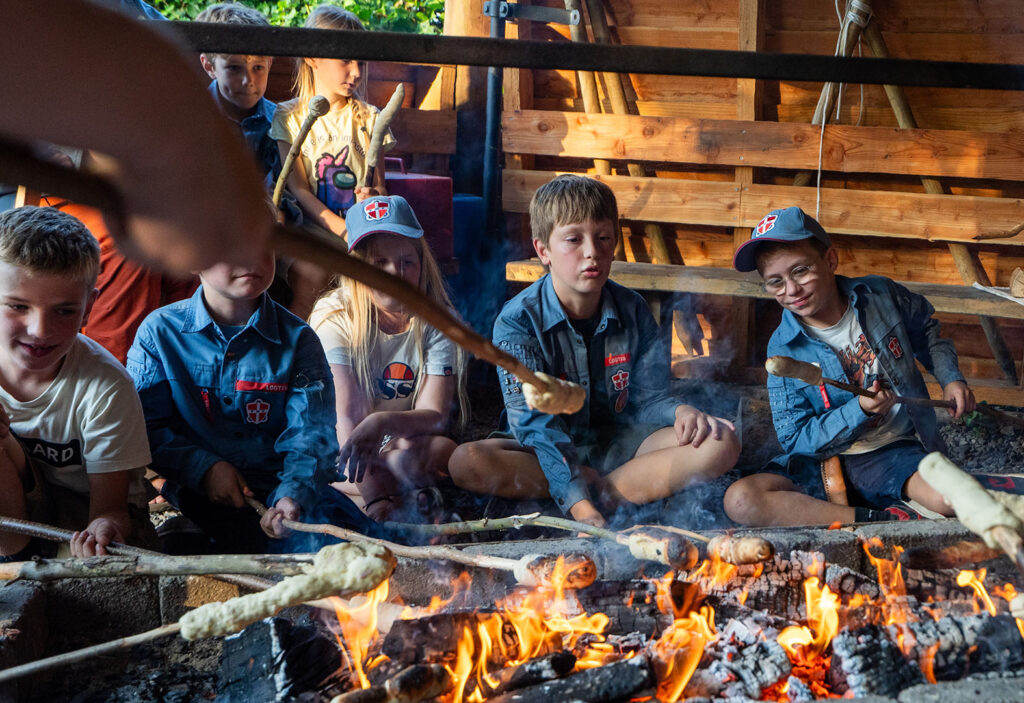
[261,497,301,539]
[354,186,378,203]
[859,380,896,416]
[943,380,976,419]
[70,516,126,557]
[674,405,735,448]
[340,416,386,484]
[569,499,606,529]
[201,461,253,509]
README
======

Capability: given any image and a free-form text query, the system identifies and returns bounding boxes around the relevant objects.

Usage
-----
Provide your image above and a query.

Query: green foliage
[151,0,444,33]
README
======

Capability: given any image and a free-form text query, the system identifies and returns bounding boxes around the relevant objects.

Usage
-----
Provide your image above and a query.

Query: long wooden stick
[0,553,315,581]
[246,499,596,587]
[272,95,329,207]
[0,623,181,685]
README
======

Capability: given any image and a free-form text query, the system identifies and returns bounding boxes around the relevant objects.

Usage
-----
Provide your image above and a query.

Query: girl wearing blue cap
[310,196,467,521]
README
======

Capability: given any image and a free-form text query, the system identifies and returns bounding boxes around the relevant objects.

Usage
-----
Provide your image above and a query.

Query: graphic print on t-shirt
[21,437,83,468]
[315,144,357,215]
[378,361,415,400]
[836,334,874,387]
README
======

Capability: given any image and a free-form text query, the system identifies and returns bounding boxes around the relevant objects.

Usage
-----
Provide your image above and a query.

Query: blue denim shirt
[126,287,339,515]
[767,275,962,471]
[495,275,679,512]
[208,81,282,190]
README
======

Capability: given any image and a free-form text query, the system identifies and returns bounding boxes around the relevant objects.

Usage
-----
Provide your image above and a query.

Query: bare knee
[723,474,778,526]
[449,441,495,492]
[707,427,741,476]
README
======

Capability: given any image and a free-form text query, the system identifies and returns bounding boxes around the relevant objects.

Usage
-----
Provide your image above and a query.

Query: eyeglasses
[763,263,818,294]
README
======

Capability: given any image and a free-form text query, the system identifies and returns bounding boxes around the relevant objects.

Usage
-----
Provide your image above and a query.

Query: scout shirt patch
[605,352,631,366]
[246,399,271,424]
[611,370,630,413]
[615,389,629,414]
[887,335,904,359]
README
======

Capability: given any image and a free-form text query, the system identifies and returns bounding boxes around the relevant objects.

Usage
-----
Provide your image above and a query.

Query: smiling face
[535,218,616,318]
[0,262,95,389]
[201,54,271,121]
[757,241,844,328]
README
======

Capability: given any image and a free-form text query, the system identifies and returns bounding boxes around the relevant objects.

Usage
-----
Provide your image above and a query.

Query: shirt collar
[538,274,620,333]
[184,286,282,344]
[206,81,275,127]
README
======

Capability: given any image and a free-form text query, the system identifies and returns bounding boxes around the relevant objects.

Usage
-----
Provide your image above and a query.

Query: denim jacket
[495,275,679,512]
[767,275,962,471]
[127,288,339,514]
[208,82,282,191]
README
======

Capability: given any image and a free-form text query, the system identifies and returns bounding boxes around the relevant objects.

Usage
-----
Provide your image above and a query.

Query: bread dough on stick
[988,489,1024,523]
[523,371,586,415]
[918,453,1022,549]
[765,356,823,386]
[180,542,395,640]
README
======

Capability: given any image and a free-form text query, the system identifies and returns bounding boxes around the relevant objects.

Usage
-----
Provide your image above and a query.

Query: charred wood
[892,613,1024,680]
[684,639,790,699]
[829,625,925,698]
[382,612,527,667]
[486,656,653,703]
[482,651,576,696]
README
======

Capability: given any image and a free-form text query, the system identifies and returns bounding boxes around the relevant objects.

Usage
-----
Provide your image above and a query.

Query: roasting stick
[0,553,317,581]
[362,84,404,188]
[246,498,596,588]
[389,514,774,567]
[918,452,1024,575]
[766,356,1024,429]
[0,147,585,416]
[0,541,395,685]
[272,94,329,208]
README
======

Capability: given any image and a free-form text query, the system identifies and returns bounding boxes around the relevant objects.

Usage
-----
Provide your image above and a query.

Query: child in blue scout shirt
[128,249,352,553]
[722,206,1018,527]
[449,175,740,528]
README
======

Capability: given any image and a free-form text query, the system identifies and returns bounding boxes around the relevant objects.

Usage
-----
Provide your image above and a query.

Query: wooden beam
[505,258,1024,320]
[389,109,457,155]
[503,169,1024,245]
[501,109,1024,182]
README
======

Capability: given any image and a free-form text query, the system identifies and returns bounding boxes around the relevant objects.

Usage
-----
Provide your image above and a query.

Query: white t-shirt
[0,335,151,505]
[310,291,456,413]
[801,304,915,454]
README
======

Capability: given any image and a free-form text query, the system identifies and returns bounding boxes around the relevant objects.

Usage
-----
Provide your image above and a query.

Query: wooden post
[731,0,765,371]
[445,0,489,194]
[861,20,1019,385]
[580,0,673,266]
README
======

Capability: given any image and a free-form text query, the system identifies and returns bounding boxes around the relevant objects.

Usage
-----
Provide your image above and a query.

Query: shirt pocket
[497,341,543,410]
[233,377,290,428]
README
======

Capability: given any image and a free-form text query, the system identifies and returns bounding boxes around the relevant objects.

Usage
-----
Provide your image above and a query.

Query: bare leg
[0,450,30,555]
[903,472,955,516]
[356,435,456,519]
[603,425,740,505]
[723,472,856,527]
[448,439,550,499]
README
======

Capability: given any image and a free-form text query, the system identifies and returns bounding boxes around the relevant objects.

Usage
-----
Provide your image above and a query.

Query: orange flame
[777,577,840,664]
[862,538,913,625]
[652,605,717,702]
[993,583,1024,640]
[956,568,997,616]
[330,579,390,688]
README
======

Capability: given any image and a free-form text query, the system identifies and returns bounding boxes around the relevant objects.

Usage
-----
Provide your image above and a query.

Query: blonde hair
[529,174,619,247]
[312,236,468,430]
[0,207,99,287]
[294,5,369,122]
[195,2,270,62]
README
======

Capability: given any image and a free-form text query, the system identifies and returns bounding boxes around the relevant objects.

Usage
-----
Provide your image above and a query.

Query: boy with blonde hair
[0,207,154,559]
[450,175,740,527]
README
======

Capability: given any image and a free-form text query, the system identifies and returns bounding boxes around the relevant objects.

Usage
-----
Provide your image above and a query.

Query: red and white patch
[887,336,904,359]
[614,389,629,413]
[235,380,288,392]
[605,352,631,367]
[755,214,777,236]
[246,398,271,424]
[365,200,390,220]
[611,369,630,391]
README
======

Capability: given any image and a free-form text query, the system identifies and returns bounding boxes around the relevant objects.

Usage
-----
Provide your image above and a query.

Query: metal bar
[483,5,506,241]
[173,23,1024,91]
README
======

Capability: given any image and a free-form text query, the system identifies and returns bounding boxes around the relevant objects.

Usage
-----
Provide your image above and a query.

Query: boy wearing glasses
[723,206,978,526]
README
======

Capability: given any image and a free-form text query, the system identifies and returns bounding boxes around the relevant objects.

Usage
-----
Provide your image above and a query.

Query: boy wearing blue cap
[724,206,979,526]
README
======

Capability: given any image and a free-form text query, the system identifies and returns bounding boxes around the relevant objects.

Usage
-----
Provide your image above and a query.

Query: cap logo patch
[365,200,390,220]
[755,214,777,237]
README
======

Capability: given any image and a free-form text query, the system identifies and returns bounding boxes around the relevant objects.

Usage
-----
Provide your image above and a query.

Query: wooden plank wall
[499,0,1024,387]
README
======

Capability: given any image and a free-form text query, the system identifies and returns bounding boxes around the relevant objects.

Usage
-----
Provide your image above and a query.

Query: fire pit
[1,519,1021,703]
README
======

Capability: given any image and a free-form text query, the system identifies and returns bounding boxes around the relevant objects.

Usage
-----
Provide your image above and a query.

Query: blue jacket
[208,81,282,190]
[766,275,962,470]
[127,288,339,514]
[495,275,679,512]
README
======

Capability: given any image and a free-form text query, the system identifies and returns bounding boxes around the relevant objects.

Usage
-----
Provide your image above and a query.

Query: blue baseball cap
[346,195,424,251]
[733,207,831,272]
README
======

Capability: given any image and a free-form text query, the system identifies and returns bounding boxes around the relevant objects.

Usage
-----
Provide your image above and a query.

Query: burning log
[485,656,653,703]
[918,453,1024,573]
[828,625,925,698]
[382,612,535,668]
[331,664,451,703]
[890,613,1024,680]
[247,498,597,588]
[481,651,577,697]
[900,540,1004,570]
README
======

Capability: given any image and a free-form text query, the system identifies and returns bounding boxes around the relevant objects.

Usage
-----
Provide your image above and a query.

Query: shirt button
[582,381,588,386]
[223,396,232,404]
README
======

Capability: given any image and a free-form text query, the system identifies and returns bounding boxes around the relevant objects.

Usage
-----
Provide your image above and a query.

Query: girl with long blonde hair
[310,196,467,521]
